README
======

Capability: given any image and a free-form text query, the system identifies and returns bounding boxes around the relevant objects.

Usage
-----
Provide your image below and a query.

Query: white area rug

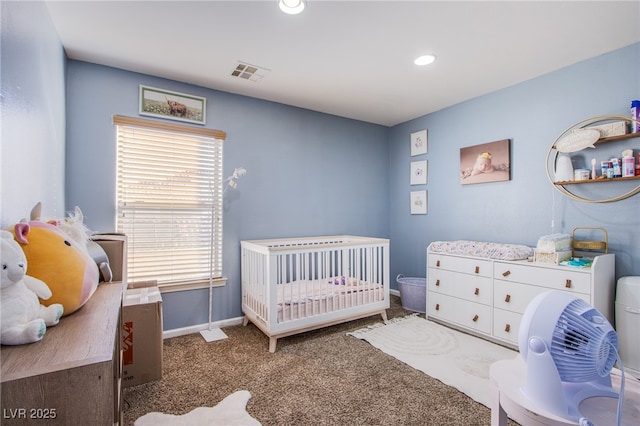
[134,390,261,426]
[348,315,518,407]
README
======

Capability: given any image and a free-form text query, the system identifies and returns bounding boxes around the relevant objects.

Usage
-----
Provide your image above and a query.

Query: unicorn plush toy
[7,204,99,316]
[50,205,113,283]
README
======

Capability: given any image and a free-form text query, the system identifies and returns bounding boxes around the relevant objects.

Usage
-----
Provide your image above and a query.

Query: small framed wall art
[410,190,428,214]
[410,160,428,185]
[139,85,206,125]
[410,129,428,156]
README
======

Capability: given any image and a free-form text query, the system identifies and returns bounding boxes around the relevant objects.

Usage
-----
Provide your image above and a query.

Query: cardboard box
[122,285,163,388]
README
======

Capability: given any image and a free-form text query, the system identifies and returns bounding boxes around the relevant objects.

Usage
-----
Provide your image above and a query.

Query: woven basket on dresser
[533,249,572,264]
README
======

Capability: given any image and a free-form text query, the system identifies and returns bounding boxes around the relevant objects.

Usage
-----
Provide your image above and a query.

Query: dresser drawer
[493,309,522,346]
[428,268,492,305]
[428,253,492,277]
[494,280,547,314]
[493,261,590,294]
[494,280,592,315]
[427,292,491,335]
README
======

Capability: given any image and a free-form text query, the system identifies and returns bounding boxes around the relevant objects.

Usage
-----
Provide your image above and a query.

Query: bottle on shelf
[622,149,635,177]
[632,100,640,133]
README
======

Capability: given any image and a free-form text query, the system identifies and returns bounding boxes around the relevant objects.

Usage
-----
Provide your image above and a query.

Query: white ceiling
[45,0,640,126]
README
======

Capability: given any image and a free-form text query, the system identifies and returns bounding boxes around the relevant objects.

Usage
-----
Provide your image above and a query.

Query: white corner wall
[1,1,66,226]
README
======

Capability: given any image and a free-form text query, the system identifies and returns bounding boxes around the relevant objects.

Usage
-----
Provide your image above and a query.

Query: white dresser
[427,249,615,348]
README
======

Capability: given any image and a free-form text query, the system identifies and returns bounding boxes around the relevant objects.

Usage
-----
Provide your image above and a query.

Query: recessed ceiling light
[414,54,437,66]
[279,0,305,15]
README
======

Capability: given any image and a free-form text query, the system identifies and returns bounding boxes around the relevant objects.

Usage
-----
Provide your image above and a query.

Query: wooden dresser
[427,249,616,349]
[1,235,127,425]
[1,281,125,425]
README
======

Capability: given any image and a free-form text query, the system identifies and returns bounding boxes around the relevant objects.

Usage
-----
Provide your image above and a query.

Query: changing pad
[428,240,534,261]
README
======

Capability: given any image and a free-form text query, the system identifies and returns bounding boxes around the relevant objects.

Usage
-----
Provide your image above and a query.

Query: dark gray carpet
[123,296,518,425]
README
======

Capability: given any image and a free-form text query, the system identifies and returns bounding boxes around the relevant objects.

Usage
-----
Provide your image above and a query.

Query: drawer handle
[502,270,511,277]
[472,314,479,322]
[565,279,572,288]
[436,260,441,267]
[475,266,480,274]
[435,279,440,287]
[435,303,440,311]
[505,324,511,333]
[505,294,511,303]
[474,288,479,296]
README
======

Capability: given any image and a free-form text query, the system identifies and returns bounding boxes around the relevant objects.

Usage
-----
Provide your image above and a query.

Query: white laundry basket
[616,276,640,378]
[396,274,426,314]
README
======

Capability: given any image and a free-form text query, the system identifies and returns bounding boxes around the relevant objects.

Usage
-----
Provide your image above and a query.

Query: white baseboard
[623,365,640,380]
[163,291,401,339]
[163,316,244,339]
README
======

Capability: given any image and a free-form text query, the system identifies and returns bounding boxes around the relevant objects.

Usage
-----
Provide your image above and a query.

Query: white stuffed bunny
[1,229,64,345]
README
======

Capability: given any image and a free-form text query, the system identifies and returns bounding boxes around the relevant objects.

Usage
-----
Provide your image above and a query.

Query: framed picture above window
[139,85,206,125]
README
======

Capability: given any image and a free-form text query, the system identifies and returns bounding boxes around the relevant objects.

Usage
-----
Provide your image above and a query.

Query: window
[113,115,227,291]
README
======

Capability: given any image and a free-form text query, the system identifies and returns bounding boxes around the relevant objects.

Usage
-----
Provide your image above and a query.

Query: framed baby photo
[410,129,428,156]
[460,139,510,185]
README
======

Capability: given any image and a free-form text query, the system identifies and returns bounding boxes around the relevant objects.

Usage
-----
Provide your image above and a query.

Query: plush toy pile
[1,230,64,345]
[1,203,113,345]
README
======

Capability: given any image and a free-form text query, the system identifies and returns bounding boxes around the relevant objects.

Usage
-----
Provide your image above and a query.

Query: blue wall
[389,44,640,284]
[2,1,639,333]
[64,61,390,329]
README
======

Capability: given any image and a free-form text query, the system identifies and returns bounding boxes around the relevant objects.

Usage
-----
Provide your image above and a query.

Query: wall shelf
[554,174,640,186]
[591,132,640,145]
[546,114,640,203]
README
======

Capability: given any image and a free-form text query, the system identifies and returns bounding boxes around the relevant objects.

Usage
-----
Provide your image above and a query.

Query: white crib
[241,235,390,352]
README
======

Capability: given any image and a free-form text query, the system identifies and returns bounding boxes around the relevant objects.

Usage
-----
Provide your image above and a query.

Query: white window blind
[114,115,226,289]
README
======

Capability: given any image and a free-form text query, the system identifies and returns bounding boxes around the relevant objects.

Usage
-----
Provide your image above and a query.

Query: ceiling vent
[231,62,270,82]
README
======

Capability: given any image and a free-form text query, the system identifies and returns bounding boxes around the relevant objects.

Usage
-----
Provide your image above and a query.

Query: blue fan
[519,291,622,422]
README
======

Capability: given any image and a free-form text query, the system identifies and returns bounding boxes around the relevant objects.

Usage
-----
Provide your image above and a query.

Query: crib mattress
[277,279,384,322]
